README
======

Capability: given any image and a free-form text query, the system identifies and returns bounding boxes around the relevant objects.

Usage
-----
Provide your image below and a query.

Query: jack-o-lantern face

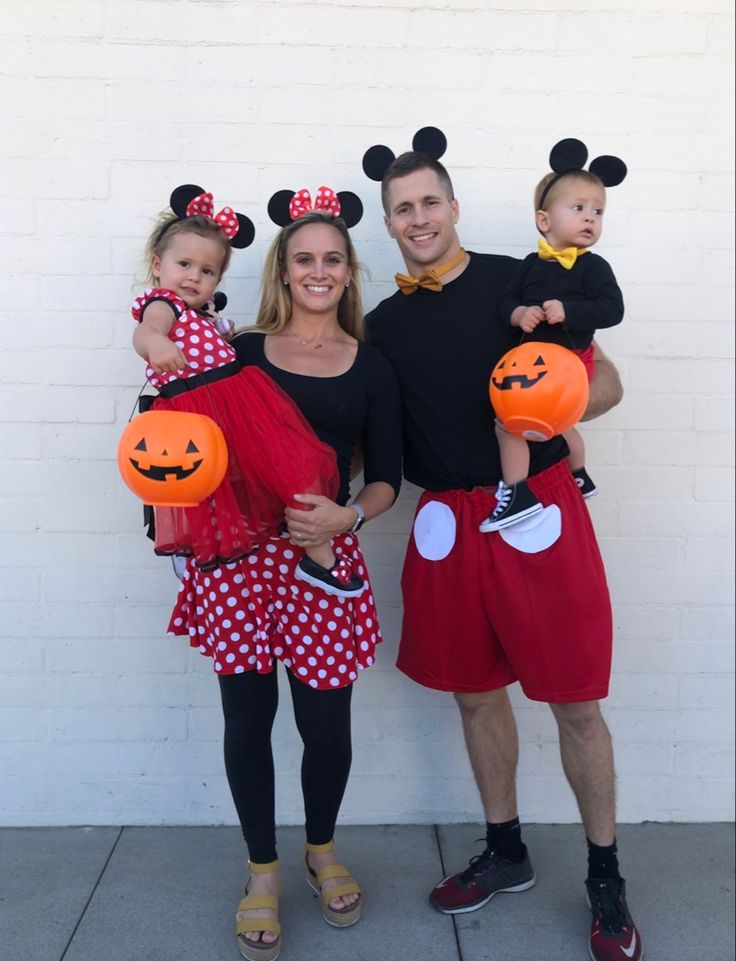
[129,435,203,482]
[491,353,548,391]
[117,410,228,507]
[489,342,589,441]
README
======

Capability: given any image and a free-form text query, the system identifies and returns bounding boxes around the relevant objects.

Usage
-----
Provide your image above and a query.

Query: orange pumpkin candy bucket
[489,342,589,441]
[117,410,229,507]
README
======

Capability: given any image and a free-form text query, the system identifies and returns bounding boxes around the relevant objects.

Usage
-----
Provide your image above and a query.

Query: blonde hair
[255,212,364,340]
[143,212,232,285]
[534,169,606,212]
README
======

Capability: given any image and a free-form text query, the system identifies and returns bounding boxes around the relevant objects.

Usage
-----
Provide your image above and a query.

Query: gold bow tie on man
[395,247,467,295]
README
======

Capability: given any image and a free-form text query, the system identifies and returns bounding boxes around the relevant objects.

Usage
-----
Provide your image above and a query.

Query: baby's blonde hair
[534,169,606,212]
[143,213,232,285]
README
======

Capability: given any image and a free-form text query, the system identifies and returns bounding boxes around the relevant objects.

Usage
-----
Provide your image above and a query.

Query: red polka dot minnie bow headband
[267,185,364,228]
[163,184,256,248]
[289,186,341,221]
[186,191,240,239]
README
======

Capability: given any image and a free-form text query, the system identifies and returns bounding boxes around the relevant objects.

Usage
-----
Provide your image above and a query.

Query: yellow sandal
[236,860,281,961]
[305,841,362,928]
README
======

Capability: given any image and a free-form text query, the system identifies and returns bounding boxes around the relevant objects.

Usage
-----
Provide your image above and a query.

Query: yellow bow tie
[395,247,467,295]
[537,238,589,270]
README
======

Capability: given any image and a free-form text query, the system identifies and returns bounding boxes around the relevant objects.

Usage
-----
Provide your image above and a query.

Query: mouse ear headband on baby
[266,185,364,228]
[538,139,627,210]
[361,126,448,182]
[161,183,256,248]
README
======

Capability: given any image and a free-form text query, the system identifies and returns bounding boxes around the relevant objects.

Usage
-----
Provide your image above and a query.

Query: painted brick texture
[0,0,733,827]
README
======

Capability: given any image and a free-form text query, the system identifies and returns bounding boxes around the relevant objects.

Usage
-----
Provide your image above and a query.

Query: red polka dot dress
[132,289,338,570]
[168,532,381,689]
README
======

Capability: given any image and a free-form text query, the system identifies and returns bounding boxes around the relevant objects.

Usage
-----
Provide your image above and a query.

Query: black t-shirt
[365,252,567,491]
[232,330,402,506]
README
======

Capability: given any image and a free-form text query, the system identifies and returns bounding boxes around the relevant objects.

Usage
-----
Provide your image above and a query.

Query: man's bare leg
[429,687,535,914]
[551,701,644,959]
[549,700,615,844]
[454,687,519,821]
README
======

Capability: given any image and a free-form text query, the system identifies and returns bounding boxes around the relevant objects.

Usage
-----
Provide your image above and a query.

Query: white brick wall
[0,0,733,827]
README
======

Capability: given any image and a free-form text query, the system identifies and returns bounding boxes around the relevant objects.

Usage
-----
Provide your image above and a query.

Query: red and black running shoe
[586,877,643,961]
[429,843,535,915]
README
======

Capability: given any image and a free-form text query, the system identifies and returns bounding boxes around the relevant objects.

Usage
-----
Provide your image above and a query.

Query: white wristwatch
[349,503,366,533]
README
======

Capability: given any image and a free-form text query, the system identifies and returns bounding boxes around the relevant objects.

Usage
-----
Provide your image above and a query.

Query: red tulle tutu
[152,366,338,569]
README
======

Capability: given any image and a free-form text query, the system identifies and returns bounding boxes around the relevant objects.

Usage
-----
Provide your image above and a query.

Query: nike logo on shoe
[622,930,638,958]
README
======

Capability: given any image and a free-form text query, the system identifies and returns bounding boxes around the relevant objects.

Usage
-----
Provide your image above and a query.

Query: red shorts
[573,345,595,381]
[397,461,612,702]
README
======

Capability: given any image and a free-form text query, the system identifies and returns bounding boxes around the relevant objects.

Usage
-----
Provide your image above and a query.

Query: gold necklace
[288,330,336,349]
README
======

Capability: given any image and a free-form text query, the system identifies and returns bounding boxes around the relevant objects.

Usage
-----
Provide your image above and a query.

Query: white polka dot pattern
[288,186,341,222]
[186,191,215,218]
[132,288,236,390]
[167,533,381,690]
[185,191,240,241]
[212,206,239,240]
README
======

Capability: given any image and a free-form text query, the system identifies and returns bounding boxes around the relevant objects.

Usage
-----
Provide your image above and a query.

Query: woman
[168,209,401,961]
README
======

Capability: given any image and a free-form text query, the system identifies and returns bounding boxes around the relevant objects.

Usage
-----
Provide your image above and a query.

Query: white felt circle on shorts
[499,504,562,554]
[413,500,457,561]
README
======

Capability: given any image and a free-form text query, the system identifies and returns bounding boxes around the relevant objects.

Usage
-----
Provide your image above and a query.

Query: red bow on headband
[185,192,240,240]
[289,187,341,222]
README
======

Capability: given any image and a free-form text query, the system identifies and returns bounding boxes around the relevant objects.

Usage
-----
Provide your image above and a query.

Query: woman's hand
[284,494,356,549]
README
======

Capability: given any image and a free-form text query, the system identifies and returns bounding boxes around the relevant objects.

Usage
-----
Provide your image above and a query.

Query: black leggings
[218,668,353,864]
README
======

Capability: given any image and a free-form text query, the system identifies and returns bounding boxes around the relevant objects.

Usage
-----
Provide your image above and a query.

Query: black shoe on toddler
[572,467,598,498]
[295,554,365,599]
[479,480,543,533]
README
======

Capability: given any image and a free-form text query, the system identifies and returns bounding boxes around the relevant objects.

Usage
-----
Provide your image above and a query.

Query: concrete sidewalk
[2,823,733,961]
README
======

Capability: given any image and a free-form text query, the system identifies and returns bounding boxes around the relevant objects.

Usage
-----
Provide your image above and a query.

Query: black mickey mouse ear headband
[362,126,448,182]
[266,186,363,229]
[164,183,256,249]
[539,139,627,209]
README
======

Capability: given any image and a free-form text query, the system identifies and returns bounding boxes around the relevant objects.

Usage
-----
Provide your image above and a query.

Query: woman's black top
[232,330,402,506]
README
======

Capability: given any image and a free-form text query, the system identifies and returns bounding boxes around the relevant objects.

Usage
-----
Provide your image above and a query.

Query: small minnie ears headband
[539,139,627,208]
[267,186,363,229]
[162,184,256,249]
[362,126,448,182]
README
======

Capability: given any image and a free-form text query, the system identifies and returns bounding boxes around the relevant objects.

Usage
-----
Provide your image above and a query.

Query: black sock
[486,817,524,863]
[586,838,621,881]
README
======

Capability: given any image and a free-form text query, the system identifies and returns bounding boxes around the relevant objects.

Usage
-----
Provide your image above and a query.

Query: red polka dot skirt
[167,532,382,689]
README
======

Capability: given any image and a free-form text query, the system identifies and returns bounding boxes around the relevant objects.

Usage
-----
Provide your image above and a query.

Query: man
[365,150,642,961]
